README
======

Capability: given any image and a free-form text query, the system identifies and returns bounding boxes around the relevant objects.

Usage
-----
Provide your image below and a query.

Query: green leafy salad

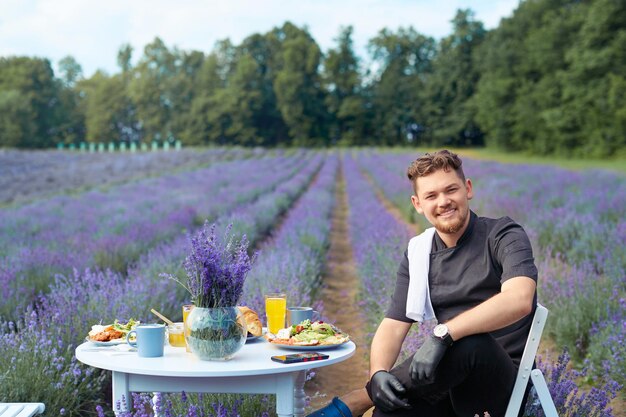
[112,318,140,334]
[289,320,349,345]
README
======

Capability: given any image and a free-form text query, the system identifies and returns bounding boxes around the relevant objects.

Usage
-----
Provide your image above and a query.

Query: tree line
[0,0,624,157]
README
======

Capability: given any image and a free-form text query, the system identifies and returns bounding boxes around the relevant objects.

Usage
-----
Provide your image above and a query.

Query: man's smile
[438,208,456,218]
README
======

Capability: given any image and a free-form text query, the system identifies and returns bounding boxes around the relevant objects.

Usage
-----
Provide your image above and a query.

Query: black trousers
[365,334,519,417]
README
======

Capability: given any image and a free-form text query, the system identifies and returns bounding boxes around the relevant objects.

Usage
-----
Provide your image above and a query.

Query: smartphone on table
[271,352,330,364]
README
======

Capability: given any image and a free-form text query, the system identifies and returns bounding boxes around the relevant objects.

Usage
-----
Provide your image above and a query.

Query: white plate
[269,340,350,351]
[85,337,127,346]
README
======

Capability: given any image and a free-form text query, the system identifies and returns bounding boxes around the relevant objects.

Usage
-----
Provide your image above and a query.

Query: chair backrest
[0,403,45,417]
[504,304,549,417]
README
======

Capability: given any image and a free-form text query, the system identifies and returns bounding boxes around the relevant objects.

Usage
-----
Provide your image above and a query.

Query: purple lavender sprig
[163,223,256,308]
[526,349,621,417]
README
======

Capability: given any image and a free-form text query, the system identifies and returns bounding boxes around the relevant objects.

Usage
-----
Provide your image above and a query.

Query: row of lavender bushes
[0,151,328,416]
[0,150,314,321]
[126,151,325,293]
[0,147,253,207]
[346,151,623,416]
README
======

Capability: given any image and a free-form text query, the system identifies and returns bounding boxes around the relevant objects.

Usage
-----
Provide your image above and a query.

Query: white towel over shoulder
[406,227,437,322]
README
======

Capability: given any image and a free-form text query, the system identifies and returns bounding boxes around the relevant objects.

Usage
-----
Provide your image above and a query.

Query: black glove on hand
[369,370,411,412]
[409,336,449,382]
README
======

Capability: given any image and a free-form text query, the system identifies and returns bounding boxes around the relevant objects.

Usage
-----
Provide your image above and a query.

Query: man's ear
[466,178,473,200]
[411,195,423,214]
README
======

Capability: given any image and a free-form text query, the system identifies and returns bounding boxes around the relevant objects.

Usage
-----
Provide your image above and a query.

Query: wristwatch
[433,323,454,346]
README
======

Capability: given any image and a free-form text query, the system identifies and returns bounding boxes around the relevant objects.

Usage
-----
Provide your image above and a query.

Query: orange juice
[265,294,286,334]
[182,304,194,352]
[168,323,185,347]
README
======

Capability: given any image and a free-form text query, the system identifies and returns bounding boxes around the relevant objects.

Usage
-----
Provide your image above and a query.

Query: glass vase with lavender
[163,223,256,360]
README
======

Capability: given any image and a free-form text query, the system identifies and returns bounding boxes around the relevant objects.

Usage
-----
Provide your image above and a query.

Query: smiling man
[308,150,538,417]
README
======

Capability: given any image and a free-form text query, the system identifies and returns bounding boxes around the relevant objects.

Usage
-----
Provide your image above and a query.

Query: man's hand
[409,336,449,382]
[369,370,411,412]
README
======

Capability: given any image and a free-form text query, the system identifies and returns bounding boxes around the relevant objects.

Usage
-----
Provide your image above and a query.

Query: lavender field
[0,148,623,416]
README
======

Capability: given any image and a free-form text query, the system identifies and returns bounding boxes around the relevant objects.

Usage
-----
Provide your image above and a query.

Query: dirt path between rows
[304,163,370,412]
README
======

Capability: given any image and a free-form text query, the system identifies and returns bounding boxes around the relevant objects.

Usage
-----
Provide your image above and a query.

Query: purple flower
[164,223,256,308]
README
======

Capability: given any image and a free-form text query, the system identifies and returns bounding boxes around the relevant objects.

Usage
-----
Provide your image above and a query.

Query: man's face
[410,169,473,236]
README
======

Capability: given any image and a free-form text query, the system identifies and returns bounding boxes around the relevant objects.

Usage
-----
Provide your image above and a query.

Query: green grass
[451,147,626,173]
[366,146,625,172]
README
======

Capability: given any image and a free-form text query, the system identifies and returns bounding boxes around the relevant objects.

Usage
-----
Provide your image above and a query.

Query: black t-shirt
[386,211,538,367]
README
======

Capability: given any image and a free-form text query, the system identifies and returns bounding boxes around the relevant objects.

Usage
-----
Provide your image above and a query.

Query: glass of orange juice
[182,304,194,352]
[168,322,185,347]
[265,293,287,334]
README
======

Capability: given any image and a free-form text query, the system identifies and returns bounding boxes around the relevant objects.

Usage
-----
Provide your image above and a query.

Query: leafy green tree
[183,52,224,145]
[202,32,289,147]
[555,0,626,157]
[117,44,133,74]
[323,26,366,145]
[112,44,141,143]
[78,71,128,143]
[227,54,264,145]
[204,54,264,146]
[0,89,33,147]
[473,0,572,152]
[473,0,624,157]
[57,56,83,87]
[191,39,238,145]
[168,49,206,144]
[55,55,86,144]
[272,22,328,146]
[423,9,486,146]
[238,33,289,145]
[128,37,177,143]
[0,57,60,148]
[511,0,585,155]
[367,27,436,146]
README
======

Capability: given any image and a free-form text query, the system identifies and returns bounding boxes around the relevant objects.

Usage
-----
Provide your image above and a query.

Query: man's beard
[434,206,469,235]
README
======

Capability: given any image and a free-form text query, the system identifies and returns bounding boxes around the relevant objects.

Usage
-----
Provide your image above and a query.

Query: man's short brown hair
[407,150,466,194]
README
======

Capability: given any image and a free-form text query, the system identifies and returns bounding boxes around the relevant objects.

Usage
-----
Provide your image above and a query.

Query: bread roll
[239,306,263,337]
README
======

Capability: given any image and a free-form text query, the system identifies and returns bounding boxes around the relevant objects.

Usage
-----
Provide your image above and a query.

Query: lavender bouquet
[165,222,256,308]
[163,223,257,360]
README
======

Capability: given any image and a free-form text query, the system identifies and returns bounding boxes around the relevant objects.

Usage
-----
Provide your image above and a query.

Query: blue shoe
[306,397,353,417]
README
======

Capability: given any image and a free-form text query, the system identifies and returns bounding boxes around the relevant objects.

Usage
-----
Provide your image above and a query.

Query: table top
[75,338,356,378]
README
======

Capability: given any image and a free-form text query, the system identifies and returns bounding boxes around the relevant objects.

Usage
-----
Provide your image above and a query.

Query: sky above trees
[0,0,519,77]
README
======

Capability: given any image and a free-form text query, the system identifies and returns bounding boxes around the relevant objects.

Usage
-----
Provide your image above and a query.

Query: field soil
[304,166,371,412]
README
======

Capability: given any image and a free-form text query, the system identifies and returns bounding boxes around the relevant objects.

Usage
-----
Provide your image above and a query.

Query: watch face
[434,324,448,338]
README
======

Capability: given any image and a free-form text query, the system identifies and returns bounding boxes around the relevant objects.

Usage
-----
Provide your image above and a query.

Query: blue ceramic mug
[287,307,319,326]
[126,324,165,357]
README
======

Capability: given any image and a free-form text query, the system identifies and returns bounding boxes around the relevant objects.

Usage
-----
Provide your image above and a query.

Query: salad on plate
[266,320,350,347]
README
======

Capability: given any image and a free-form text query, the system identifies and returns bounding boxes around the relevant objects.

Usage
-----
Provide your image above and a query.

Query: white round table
[76,339,355,417]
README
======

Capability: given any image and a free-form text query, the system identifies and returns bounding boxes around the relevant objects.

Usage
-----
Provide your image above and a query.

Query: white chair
[0,403,45,417]
[504,304,559,417]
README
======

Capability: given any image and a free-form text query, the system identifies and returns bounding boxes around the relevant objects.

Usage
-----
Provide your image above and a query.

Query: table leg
[294,371,307,417]
[276,372,296,417]
[112,371,130,415]
[152,392,162,417]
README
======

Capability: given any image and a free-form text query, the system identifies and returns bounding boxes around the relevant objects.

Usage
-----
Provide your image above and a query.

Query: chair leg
[530,369,559,417]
